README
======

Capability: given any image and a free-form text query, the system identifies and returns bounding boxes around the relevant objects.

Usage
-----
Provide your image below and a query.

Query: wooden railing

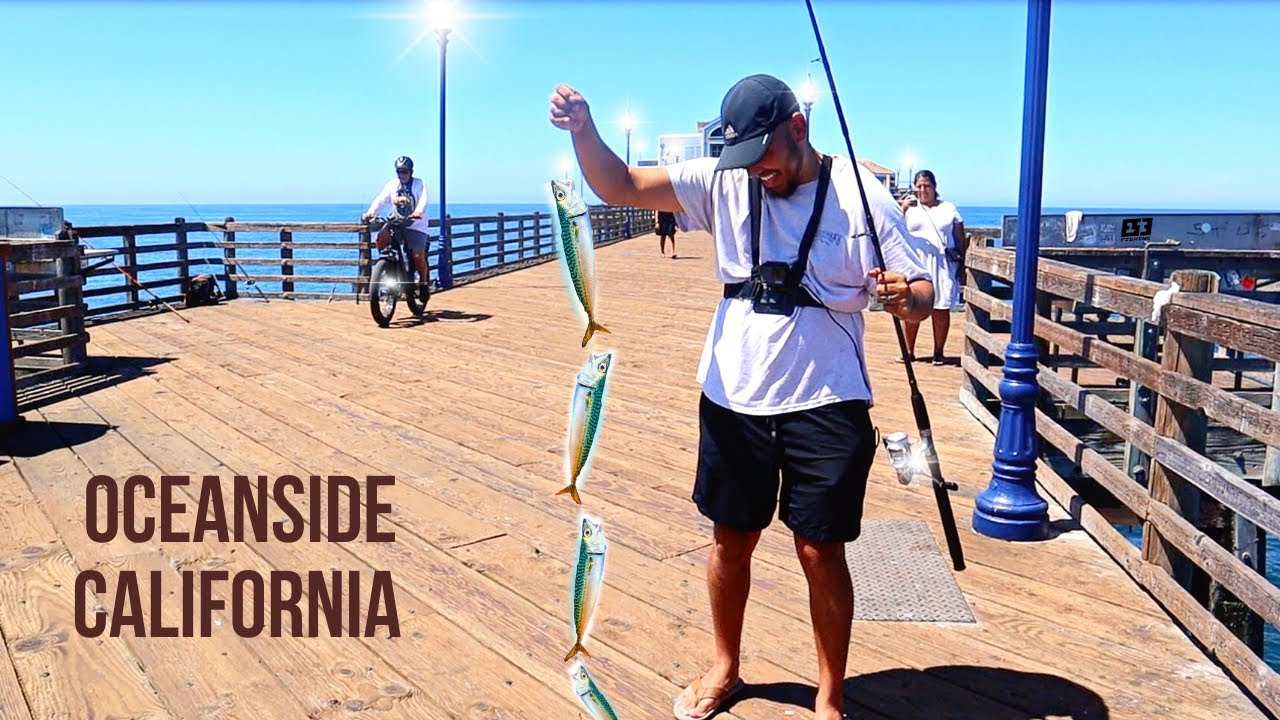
[54,206,653,316]
[3,239,89,388]
[961,244,1280,716]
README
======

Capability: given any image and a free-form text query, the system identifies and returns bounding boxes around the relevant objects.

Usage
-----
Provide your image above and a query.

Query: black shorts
[693,393,877,543]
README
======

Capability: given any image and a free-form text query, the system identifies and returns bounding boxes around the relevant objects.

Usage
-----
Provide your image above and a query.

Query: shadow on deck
[0,231,1269,720]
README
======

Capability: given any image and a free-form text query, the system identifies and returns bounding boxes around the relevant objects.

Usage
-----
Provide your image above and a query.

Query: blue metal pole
[0,244,23,430]
[436,28,454,290]
[973,0,1053,541]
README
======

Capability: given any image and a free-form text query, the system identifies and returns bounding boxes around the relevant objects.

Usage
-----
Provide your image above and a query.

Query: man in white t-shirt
[361,155,432,300]
[549,74,933,720]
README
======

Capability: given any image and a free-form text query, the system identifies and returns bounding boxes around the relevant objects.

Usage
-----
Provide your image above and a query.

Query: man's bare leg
[795,536,852,720]
[674,524,759,718]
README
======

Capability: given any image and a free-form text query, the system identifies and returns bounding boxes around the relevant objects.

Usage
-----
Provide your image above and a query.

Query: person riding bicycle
[361,155,432,300]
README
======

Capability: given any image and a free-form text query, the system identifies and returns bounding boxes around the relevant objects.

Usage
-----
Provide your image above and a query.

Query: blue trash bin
[1,242,22,430]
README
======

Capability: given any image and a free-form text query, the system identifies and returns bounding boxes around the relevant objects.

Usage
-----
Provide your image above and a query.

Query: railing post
[532,211,543,255]
[1125,254,1166,485]
[1141,270,1218,590]
[438,215,454,289]
[1233,515,1267,654]
[222,217,238,300]
[973,0,1052,541]
[961,264,994,405]
[122,229,139,309]
[55,243,86,367]
[280,228,293,296]
[357,225,371,300]
[496,212,507,265]
[175,216,190,295]
[1264,361,1280,489]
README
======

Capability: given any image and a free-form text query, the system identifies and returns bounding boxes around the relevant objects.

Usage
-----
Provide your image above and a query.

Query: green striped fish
[569,662,619,720]
[556,351,613,505]
[551,179,610,347]
[564,515,607,662]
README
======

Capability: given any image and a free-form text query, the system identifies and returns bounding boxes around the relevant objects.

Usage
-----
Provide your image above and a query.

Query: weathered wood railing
[3,239,89,388]
[36,205,653,316]
[961,244,1280,716]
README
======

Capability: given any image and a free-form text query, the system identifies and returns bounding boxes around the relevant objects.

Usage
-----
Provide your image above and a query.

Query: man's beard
[762,145,806,198]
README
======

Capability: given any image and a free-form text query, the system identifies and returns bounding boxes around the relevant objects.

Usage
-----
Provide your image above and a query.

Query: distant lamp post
[634,138,646,163]
[431,0,457,289]
[561,158,572,184]
[621,110,635,165]
[800,73,817,131]
[621,110,635,236]
[901,152,916,194]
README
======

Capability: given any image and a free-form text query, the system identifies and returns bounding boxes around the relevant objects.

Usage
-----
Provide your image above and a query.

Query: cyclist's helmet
[395,156,414,173]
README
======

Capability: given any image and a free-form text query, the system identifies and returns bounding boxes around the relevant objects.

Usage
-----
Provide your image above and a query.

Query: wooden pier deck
[1,231,1271,719]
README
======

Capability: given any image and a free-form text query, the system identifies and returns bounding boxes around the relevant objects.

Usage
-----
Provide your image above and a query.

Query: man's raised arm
[549,84,683,213]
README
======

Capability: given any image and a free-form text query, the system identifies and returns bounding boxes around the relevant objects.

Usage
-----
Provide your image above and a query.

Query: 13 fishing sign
[74,474,401,639]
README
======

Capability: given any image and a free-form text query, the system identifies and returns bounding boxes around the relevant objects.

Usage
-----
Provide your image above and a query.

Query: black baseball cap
[714,74,801,171]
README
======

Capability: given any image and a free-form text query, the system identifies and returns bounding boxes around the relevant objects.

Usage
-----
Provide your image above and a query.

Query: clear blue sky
[2,0,1277,210]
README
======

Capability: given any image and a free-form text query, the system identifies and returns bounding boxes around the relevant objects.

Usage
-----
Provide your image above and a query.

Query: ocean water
[45,202,1280,672]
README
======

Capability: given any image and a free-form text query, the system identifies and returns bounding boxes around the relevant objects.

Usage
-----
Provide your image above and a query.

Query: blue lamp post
[433,0,456,290]
[973,0,1053,541]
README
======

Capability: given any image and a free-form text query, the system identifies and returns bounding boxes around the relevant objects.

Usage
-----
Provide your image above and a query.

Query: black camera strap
[725,153,833,304]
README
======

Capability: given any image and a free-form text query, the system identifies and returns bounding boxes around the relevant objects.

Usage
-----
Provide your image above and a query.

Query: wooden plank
[965,322,1280,541]
[0,459,175,719]
[9,275,81,295]
[8,304,79,329]
[11,333,84,359]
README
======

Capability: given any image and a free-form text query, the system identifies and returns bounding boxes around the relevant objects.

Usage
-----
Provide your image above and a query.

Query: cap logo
[723,124,737,140]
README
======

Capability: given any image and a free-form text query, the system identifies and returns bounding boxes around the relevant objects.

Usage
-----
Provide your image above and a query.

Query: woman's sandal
[672,677,745,720]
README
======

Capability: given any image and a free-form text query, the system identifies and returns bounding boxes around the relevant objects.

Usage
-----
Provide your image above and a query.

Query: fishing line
[2,174,190,322]
[804,0,965,571]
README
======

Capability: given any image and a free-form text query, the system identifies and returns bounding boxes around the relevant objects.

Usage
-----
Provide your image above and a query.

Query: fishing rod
[177,192,271,303]
[3,175,191,322]
[804,0,965,571]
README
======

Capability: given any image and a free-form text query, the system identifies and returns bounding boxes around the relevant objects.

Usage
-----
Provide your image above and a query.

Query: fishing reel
[881,430,959,490]
[882,431,923,485]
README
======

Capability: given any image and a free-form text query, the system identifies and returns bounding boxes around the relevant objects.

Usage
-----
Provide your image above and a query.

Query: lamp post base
[973,341,1051,542]
[973,494,1050,541]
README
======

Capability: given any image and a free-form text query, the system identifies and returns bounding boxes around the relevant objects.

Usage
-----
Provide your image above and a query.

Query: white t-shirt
[904,201,963,254]
[667,155,930,415]
[365,177,431,234]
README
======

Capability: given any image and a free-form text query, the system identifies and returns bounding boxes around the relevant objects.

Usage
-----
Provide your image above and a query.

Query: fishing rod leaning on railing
[804,0,966,571]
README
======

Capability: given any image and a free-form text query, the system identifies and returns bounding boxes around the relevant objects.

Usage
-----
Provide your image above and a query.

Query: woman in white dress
[899,170,967,365]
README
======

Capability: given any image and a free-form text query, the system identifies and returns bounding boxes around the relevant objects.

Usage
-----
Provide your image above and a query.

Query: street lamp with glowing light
[431,0,457,288]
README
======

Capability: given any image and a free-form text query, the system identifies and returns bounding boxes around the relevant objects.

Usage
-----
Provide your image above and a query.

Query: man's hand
[549,84,591,133]
[408,212,423,220]
[870,268,931,321]
[360,212,373,222]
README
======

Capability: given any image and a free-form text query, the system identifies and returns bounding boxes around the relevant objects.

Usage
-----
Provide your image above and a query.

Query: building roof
[858,159,896,175]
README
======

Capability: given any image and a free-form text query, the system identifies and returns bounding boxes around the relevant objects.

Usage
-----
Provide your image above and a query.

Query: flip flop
[672,677,745,720]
